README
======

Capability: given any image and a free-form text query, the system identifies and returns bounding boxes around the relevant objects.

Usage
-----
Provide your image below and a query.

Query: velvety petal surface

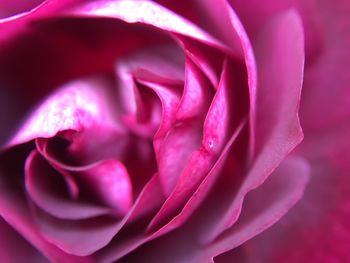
[0,0,45,19]
[198,10,305,244]
[0,168,92,263]
[69,0,229,52]
[148,58,241,231]
[0,217,48,263]
[215,1,350,262]
[114,156,309,263]
[216,124,350,262]
[25,150,111,220]
[8,77,123,147]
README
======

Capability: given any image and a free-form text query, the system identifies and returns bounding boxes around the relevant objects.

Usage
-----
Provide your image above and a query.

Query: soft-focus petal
[31,207,120,256]
[0,0,45,20]
[298,0,350,133]
[0,217,48,263]
[211,156,310,261]
[0,169,92,262]
[220,123,350,262]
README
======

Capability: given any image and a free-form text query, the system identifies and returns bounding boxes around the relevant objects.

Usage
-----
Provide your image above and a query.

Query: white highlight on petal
[75,0,225,49]
[9,78,120,146]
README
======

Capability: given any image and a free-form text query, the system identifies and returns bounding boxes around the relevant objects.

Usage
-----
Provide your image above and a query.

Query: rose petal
[0,217,48,263]
[176,56,214,120]
[115,45,184,115]
[156,120,203,196]
[154,56,213,195]
[25,150,111,219]
[216,126,350,262]
[209,156,310,259]
[112,156,309,263]
[31,206,121,257]
[177,37,224,87]
[8,77,123,147]
[93,175,165,262]
[0,169,92,262]
[148,58,244,230]
[32,174,164,258]
[183,0,258,157]
[149,119,246,240]
[298,0,350,133]
[75,159,133,215]
[70,0,230,53]
[198,9,305,243]
[69,0,234,88]
[137,81,182,140]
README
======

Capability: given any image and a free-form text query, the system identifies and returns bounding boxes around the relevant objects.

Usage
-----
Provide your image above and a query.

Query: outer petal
[217,123,350,262]
[115,156,309,263]
[235,0,350,144]
[298,0,350,133]
[219,1,350,261]
[0,217,48,263]
[67,0,233,89]
[198,10,305,244]
[209,156,310,259]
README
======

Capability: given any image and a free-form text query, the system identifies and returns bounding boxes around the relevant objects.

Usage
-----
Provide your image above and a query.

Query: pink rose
[0,0,348,262]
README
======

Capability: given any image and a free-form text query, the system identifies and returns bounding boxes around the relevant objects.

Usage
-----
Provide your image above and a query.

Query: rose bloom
[0,0,349,262]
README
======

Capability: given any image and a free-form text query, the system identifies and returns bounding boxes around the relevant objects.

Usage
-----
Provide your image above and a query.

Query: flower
[0,0,348,262]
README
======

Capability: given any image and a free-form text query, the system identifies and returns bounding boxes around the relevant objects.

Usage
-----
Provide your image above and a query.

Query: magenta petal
[0,171,92,262]
[202,60,233,155]
[115,156,309,263]
[25,150,111,219]
[0,0,45,19]
[210,156,310,258]
[115,44,184,117]
[299,0,350,132]
[179,38,224,87]
[93,175,165,262]
[149,120,245,240]
[70,0,228,51]
[119,45,185,85]
[32,207,120,256]
[77,159,133,215]
[156,120,203,196]
[0,217,48,263]
[199,10,305,243]
[148,57,243,230]
[176,56,214,120]
[7,77,123,148]
[192,0,257,126]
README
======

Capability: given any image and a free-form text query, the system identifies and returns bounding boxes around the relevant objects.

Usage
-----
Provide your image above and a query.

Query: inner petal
[73,159,133,215]
[24,150,112,220]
